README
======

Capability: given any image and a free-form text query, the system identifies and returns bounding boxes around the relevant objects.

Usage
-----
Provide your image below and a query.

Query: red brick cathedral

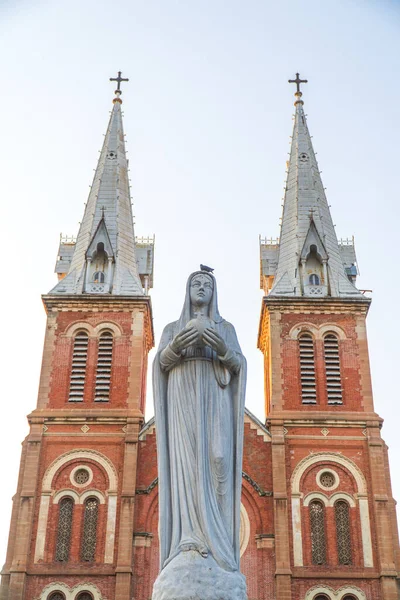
[1,77,399,600]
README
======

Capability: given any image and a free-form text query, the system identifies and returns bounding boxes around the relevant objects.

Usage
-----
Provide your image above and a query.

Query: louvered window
[68,332,88,402]
[49,593,66,600]
[95,332,113,402]
[310,501,326,564]
[299,333,317,404]
[76,594,93,600]
[335,500,352,565]
[324,334,343,404]
[55,497,74,562]
[81,498,99,561]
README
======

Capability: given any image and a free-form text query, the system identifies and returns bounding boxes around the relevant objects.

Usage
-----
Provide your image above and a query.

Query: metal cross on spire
[110,71,129,95]
[288,72,308,94]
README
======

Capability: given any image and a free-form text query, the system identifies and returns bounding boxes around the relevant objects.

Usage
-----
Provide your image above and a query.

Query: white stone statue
[152,271,247,600]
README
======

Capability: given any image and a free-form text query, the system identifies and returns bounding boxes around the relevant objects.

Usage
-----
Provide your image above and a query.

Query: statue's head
[189,272,214,308]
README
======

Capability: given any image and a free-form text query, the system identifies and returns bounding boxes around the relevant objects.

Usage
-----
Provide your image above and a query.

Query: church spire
[268,74,361,298]
[50,72,143,295]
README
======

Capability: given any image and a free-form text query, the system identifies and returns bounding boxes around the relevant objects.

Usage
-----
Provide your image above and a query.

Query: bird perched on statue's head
[200,264,214,273]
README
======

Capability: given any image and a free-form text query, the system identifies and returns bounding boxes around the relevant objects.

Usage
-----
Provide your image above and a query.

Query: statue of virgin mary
[152,270,247,600]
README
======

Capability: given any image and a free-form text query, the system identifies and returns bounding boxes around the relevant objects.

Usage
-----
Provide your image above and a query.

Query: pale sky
[1,0,399,563]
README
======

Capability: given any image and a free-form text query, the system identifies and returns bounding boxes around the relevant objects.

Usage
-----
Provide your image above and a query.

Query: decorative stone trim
[133,532,153,547]
[139,418,156,441]
[288,322,346,340]
[93,321,123,337]
[303,491,356,508]
[319,324,346,340]
[328,492,356,508]
[290,452,372,568]
[239,503,250,557]
[70,465,94,487]
[36,581,106,600]
[304,584,366,600]
[80,489,106,504]
[42,449,118,492]
[316,467,339,491]
[303,492,329,506]
[52,488,106,505]
[53,489,80,504]
[255,534,275,549]
[136,477,158,495]
[291,452,366,495]
[35,449,118,565]
[242,471,272,497]
[63,320,122,338]
[288,323,319,340]
[63,322,94,338]
[244,409,271,442]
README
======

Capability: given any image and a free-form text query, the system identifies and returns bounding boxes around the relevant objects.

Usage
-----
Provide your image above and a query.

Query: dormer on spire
[50,74,146,296]
[84,213,114,293]
[260,74,362,298]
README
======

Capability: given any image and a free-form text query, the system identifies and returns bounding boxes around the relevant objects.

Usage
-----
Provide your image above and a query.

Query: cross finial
[288,72,308,94]
[110,71,129,95]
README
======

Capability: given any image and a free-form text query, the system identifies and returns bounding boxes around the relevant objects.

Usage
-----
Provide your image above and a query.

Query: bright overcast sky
[0,0,399,562]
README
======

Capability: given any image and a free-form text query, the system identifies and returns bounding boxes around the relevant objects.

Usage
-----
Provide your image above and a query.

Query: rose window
[74,468,90,485]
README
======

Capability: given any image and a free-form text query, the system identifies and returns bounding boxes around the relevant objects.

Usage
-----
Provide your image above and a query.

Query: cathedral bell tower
[0,74,154,600]
[258,76,400,600]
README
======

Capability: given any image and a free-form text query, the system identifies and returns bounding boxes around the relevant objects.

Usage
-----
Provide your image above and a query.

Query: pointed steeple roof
[50,81,143,296]
[269,78,361,298]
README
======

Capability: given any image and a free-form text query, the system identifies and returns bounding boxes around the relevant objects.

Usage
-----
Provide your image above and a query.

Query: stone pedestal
[152,550,247,600]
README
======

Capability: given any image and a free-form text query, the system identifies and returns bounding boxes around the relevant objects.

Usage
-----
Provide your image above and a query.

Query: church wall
[5,298,153,600]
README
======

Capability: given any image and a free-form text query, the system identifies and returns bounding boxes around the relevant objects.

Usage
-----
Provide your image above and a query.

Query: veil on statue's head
[176,271,224,332]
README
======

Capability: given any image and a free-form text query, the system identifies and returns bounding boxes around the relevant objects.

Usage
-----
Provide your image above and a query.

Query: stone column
[85,257,92,291]
[115,421,140,600]
[8,425,43,600]
[367,423,398,599]
[107,257,113,290]
[270,423,292,600]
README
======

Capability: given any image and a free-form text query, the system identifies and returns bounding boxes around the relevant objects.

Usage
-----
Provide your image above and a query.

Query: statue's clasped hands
[170,325,227,356]
[202,328,227,356]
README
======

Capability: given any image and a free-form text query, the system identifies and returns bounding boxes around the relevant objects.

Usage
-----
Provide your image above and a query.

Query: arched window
[309,273,320,285]
[309,500,326,564]
[76,593,94,600]
[335,500,352,564]
[48,593,66,600]
[95,332,113,402]
[324,333,343,404]
[81,497,99,561]
[55,497,74,562]
[93,271,105,283]
[69,331,89,402]
[314,596,330,600]
[299,333,317,404]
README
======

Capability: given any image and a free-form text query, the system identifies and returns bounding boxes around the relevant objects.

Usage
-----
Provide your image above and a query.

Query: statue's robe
[153,273,246,573]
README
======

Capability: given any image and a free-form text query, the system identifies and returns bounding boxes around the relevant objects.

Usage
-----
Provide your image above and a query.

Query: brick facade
[1,287,399,600]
